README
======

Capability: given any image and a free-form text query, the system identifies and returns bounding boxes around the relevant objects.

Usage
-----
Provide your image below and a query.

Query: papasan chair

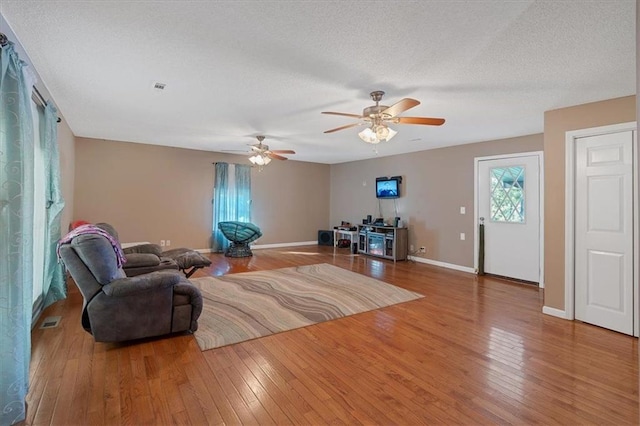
[218,221,262,257]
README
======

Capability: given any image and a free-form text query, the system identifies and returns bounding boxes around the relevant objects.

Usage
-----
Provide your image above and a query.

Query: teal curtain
[0,41,36,425]
[42,103,66,307]
[212,162,229,251]
[235,164,252,222]
[212,163,252,252]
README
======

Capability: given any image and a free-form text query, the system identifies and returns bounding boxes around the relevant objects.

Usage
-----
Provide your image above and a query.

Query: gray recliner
[96,223,212,278]
[59,231,203,342]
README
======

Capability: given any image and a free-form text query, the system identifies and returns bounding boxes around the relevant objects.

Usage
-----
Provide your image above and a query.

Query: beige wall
[330,134,543,268]
[543,95,636,310]
[74,138,330,249]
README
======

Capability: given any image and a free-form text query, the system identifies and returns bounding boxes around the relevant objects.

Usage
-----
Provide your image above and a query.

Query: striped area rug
[190,263,423,351]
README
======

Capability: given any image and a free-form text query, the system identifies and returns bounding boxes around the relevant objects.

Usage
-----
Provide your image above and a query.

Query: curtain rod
[1,32,62,123]
[212,162,247,165]
[32,86,61,123]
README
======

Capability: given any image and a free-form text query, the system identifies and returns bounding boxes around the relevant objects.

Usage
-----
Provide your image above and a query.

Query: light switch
[460,206,466,214]
[460,233,466,241]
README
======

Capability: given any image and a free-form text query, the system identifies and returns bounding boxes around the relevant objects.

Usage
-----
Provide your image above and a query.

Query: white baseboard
[196,241,317,253]
[408,256,475,274]
[542,306,568,319]
[31,294,44,329]
[196,246,475,275]
[252,241,317,250]
[122,241,151,249]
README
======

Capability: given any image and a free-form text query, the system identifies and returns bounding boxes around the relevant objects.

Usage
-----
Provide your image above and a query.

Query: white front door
[477,154,541,283]
[575,130,634,335]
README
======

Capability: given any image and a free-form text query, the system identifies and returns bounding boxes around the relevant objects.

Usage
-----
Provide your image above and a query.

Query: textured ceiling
[1,1,636,164]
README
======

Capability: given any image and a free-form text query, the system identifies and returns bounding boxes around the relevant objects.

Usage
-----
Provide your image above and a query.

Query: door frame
[564,122,638,336]
[474,151,545,287]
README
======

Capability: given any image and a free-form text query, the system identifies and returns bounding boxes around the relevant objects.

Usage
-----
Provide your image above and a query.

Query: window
[31,98,45,308]
[490,165,525,223]
[212,163,252,251]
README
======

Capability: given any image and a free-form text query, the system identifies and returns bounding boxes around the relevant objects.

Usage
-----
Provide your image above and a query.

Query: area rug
[189,263,423,351]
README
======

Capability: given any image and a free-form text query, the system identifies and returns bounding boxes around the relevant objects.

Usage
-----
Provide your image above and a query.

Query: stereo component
[317,230,334,246]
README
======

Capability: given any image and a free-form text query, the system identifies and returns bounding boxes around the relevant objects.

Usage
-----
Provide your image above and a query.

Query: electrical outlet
[160,240,165,247]
[419,246,426,253]
[410,244,414,251]
[166,239,171,247]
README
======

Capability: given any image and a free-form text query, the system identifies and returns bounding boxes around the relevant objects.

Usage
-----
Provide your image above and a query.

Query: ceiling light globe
[386,127,398,141]
[376,125,389,140]
[358,127,380,144]
[249,155,263,165]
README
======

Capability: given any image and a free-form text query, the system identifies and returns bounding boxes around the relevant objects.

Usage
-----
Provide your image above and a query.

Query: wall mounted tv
[376,176,401,199]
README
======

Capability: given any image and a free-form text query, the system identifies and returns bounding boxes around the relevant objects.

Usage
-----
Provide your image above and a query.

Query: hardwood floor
[25,246,638,425]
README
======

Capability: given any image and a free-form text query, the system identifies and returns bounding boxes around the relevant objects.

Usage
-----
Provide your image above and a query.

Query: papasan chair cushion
[218,221,263,257]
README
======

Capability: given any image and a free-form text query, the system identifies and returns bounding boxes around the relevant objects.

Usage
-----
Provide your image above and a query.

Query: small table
[333,229,358,248]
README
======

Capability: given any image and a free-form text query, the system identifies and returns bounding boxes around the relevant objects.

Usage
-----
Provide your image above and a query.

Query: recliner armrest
[174,281,203,309]
[123,252,161,268]
[103,271,181,297]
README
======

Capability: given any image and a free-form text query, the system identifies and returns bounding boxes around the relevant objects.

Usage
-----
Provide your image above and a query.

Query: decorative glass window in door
[490,166,525,223]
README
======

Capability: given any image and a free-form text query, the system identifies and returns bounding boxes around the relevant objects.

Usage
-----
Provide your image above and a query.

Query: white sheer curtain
[31,99,45,313]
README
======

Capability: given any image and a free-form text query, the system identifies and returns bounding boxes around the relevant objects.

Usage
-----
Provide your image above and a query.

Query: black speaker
[317,230,334,246]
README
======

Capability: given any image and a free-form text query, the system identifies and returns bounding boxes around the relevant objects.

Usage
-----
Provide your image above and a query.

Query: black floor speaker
[317,230,334,246]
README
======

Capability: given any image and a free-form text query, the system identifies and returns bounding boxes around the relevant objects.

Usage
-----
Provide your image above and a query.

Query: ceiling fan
[322,91,445,144]
[247,136,295,167]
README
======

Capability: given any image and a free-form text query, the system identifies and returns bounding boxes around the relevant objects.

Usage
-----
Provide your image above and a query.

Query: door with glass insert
[477,154,541,283]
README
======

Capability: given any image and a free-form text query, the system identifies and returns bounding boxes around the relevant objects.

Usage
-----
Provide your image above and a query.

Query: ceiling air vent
[152,82,166,90]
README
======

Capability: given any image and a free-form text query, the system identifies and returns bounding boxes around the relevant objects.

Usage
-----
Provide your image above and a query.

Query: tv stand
[357,225,408,262]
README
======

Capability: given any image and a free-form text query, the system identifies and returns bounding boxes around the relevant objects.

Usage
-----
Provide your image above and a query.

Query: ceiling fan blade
[267,152,288,161]
[381,98,420,117]
[394,116,446,126]
[270,150,296,154]
[324,122,365,134]
[321,111,363,119]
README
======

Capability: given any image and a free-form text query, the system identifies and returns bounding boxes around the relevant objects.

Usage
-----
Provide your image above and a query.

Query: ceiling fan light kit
[358,125,397,144]
[322,90,445,145]
[249,154,271,166]
[244,136,295,170]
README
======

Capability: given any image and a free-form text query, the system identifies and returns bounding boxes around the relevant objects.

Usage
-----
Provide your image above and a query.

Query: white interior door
[477,155,541,283]
[575,130,634,335]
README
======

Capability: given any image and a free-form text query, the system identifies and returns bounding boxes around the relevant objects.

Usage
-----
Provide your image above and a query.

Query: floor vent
[39,316,61,329]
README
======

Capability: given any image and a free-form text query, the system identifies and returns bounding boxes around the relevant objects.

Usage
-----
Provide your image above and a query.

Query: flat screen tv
[376,177,400,199]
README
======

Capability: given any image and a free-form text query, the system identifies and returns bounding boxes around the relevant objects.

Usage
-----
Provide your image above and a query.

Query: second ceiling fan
[322,91,445,143]
[247,135,295,166]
